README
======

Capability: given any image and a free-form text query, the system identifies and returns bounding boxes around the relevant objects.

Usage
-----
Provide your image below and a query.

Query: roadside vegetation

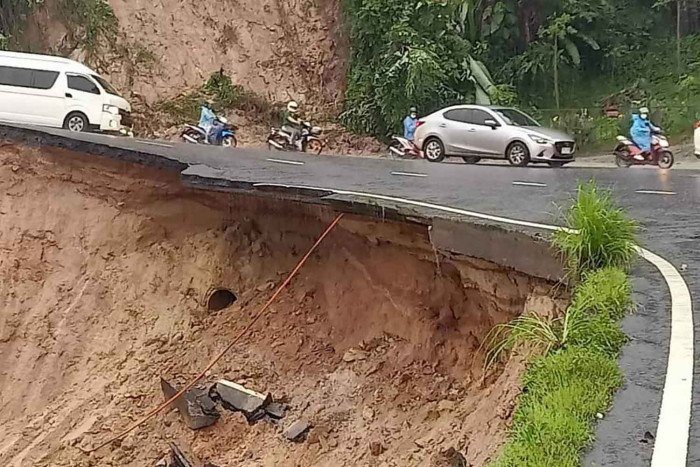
[140,71,279,134]
[0,0,117,54]
[343,0,700,145]
[487,180,638,466]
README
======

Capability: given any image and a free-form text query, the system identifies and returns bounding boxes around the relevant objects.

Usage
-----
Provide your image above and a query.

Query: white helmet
[287,101,299,113]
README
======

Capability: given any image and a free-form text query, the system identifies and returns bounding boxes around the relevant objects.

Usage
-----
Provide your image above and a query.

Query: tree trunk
[554,35,560,110]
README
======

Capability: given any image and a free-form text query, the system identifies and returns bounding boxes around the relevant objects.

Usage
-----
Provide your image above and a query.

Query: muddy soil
[0,142,565,466]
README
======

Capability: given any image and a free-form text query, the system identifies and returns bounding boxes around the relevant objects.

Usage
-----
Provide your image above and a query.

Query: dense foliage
[343,0,700,142]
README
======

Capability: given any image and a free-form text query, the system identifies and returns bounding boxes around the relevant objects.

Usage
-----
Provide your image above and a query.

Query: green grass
[489,181,636,467]
[553,181,638,279]
[493,347,623,467]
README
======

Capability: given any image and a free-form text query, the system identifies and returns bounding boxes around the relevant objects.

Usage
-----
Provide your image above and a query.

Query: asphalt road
[1,125,698,466]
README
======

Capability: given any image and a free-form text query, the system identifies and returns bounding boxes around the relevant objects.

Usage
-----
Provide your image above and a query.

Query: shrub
[553,181,638,278]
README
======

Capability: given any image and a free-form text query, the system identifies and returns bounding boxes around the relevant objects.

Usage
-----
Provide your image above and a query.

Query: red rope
[84,213,344,453]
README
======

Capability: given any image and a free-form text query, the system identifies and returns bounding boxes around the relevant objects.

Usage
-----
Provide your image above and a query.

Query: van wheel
[64,113,88,132]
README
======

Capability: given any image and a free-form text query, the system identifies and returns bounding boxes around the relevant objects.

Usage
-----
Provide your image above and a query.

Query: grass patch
[553,181,638,279]
[489,181,637,467]
[58,0,118,54]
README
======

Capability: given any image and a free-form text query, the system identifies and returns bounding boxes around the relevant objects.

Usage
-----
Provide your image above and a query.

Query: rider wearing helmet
[199,99,217,143]
[630,106,661,160]
[403,106,418,141]
[281,100,303,146]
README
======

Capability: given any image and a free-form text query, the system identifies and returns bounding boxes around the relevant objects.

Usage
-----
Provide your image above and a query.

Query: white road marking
[636,190,677,196]
[252,182,693,466]
[139,141,173,148]
[391,171,428,178]
[512,181,547,187]
[265,158,305,166]
[644,247,694,467]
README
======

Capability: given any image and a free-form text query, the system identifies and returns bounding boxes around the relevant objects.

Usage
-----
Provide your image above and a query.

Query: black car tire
[424,138,445,162]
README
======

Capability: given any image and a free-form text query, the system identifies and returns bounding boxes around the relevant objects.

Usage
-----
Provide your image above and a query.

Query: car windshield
[91,74,120,96]
[494,108,540,127]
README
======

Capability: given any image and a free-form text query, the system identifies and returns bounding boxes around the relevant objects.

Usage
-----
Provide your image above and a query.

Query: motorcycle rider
[630,106,661,161]
[199,99,217,143]
[281,100,303,147]
[403,106,418,141]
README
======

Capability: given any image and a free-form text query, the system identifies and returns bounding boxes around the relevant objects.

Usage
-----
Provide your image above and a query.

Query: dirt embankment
[22,0,348,107]
[0,142,565,466]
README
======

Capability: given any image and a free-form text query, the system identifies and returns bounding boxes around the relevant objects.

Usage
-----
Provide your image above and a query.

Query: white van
[0,51,131,133]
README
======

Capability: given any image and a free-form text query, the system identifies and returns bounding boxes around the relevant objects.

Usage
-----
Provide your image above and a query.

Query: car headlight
[102,104,119,114]
[528,134,553,145]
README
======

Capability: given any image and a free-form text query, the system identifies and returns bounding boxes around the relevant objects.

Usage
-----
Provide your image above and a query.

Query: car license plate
[561,146,573,155]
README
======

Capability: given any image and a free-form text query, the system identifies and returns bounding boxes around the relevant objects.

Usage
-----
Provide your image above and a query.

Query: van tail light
[416,120,425,128]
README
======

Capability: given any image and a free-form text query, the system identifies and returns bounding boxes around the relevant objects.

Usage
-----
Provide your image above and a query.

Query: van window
[67,75,100,94]
[0,66,59,90]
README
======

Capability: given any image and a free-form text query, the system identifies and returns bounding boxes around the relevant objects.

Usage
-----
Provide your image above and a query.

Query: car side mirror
[484,119,499,129]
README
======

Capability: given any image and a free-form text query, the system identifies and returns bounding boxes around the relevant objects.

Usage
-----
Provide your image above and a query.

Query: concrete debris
[265,401,287,420]
[284,419,311,442]
[210,379,272,423]
[161,378,220,430]
[169,443,193,467]
[155,456,168,467]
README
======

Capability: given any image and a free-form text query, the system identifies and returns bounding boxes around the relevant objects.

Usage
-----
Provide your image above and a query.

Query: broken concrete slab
[284,419,311,442]
[161,378,220,430]
[265,401,287,420]
[209,379,272,422]
[169,443,193,467]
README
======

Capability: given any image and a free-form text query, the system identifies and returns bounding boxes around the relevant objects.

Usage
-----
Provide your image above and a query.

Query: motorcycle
[613,132,674,169]
[267,122,325,154]
[181,117,238,147]
[388,136,423,159]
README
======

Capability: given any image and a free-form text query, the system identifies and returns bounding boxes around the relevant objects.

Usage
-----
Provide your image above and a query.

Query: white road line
[265,158,305,166]
[139,141,173,148]
[513,181,547,187]
[644,247,694,467]
[391,171,428,178]
[636,190,677,196]
[252,181,692,466]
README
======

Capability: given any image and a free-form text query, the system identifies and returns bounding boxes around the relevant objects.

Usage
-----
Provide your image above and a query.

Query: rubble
[210,379,272,423]
[169,443,193,467]
[161,378,220,430]
[284,419,311,442]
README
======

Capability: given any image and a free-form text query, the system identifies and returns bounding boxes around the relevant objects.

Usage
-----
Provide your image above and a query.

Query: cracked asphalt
[1,125,698,466]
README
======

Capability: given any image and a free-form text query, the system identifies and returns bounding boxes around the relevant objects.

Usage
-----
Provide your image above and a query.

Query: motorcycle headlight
[528,134,553,145]
[102,104,119,114]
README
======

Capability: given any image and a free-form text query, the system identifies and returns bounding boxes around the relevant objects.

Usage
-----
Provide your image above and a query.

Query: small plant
[553,180,638,278]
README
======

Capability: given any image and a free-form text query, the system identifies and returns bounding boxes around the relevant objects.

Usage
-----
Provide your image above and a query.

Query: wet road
[1,125,698,466]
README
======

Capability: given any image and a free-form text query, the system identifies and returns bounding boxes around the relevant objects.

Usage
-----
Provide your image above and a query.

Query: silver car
[414,105,576,167]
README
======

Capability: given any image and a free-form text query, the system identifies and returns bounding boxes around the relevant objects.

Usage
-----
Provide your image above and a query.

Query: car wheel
[64,112,88,132]
[424,138,445,162]
[506,141,530,167]
[462,156,481,164]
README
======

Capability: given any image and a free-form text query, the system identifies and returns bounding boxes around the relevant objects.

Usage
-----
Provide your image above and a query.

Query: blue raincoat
[630,114,660,151]
[199,105,216,128]
[403,115,417,140]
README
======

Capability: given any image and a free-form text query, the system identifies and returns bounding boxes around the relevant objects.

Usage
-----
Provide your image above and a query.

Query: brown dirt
[0,142,565,466]
[23,0,348,107]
